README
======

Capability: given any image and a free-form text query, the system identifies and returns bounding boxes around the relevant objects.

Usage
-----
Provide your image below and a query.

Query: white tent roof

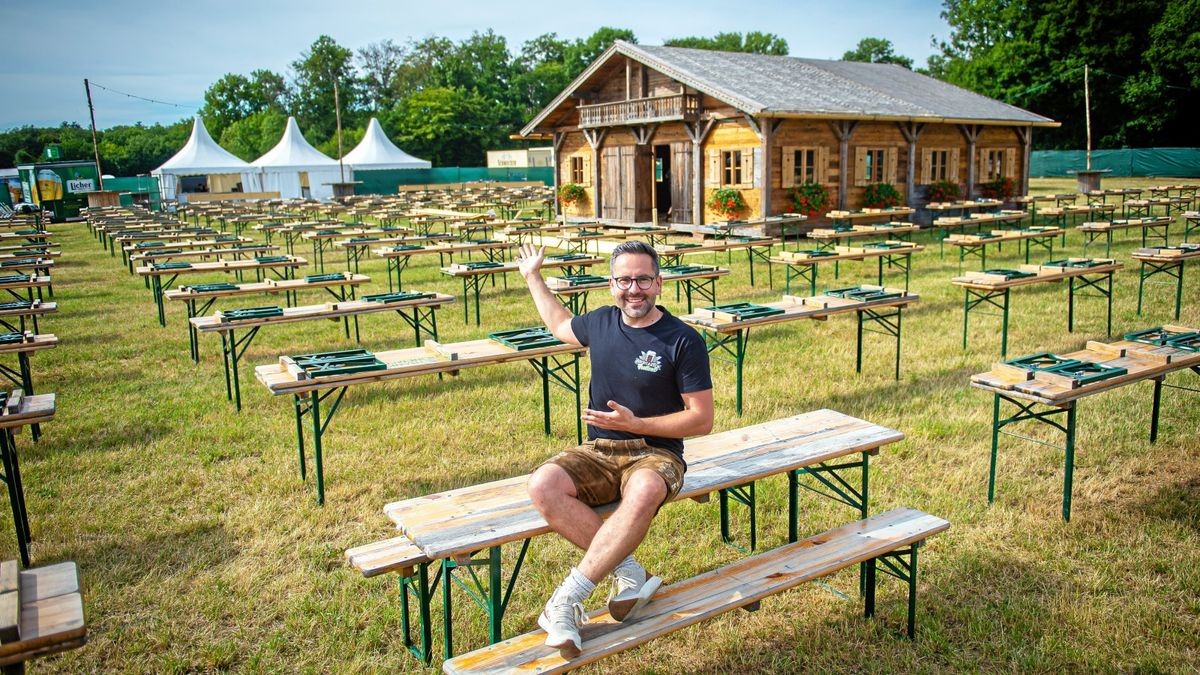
[152,117,251,175]
[252,117,337,170]
[344,117,431,170]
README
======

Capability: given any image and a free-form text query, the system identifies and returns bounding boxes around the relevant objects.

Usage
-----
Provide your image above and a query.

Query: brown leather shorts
[540,438,685,507]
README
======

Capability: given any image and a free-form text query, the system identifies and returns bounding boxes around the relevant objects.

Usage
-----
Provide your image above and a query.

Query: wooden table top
[679,288,918,333]
[951,260,1122,290]
[191,292,455,332]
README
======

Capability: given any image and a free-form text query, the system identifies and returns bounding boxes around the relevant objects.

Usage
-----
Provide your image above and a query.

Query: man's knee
[528,463,576,509]
[622,469,669,513]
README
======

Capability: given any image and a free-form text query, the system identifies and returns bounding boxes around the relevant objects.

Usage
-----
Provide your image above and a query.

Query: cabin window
[862,149,886,183]
[981,149,1008,182]
[570,156,585,184]
[929,150,949,182]
[793,148,816,184]
[721,150,743,186]
[920,147,959,184]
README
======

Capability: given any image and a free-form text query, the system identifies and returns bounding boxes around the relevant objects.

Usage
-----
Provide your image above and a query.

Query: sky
[0,0,952,131]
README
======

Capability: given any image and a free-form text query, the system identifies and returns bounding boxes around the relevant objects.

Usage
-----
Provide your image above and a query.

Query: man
[517,240,714,657]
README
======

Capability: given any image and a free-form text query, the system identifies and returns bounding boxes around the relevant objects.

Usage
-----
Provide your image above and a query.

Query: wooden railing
[578,94,700,127]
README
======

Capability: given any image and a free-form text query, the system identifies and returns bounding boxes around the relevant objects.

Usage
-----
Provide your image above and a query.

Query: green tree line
[2,2,1197,178]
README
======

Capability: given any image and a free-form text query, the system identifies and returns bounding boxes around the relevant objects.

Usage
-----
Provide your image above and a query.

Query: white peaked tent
[152,117,261,201]
[252,116,341,200]
[343,117,431,170]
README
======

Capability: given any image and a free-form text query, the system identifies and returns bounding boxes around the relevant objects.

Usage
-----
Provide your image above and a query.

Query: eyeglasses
[612,275,656,290]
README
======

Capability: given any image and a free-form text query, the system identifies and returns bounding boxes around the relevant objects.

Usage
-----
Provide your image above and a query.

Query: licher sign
[67,179,96,193]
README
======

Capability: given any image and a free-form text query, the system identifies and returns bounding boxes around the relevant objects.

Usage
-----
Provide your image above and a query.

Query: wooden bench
[548,264,729,315]
[771,242,922,295]
[135,255,309,327]
[441,255,604,326]
[1078,216,1173,256]
[656,237,781,288]
[0,560,87,671]
[347,410,902,664]
[443,508,948,673]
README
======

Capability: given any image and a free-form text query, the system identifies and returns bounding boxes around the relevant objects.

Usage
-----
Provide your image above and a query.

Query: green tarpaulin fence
[1030,148,1200,177]
[353,167,553,194]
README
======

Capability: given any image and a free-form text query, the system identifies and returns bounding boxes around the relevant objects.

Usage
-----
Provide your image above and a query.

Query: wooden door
[601,146,638,222]
[670,142,692,224]
[634,146,653,223]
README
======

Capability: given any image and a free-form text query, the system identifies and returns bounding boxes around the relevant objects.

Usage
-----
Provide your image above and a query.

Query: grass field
[16,176,1200,672]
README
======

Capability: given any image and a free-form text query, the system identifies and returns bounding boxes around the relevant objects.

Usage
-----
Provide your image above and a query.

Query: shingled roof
[522,41,1057,135]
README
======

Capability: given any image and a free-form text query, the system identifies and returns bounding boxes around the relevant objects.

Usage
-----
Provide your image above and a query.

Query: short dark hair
[609,240,659,276]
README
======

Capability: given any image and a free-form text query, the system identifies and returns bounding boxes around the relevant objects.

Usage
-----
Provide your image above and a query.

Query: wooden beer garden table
[945,226,1062,271]
[194,291,454,411]
[970,326,1200,520]
[441,255,604,325]
[254,331,587,504]
[136,255,309,327]
[770,242,922,295]
[951,259,1123,358]
[336,233,454,274]
[1132,243,1200,320]
[164,272,372,362]
[301,226,412,273]
[0,333,57,441]
[374,241,516,293]
[655,237,781,287]
[1077,216,1173,256]
[0,391,54,566]
[546,264,729,315]
[680,287,918,414]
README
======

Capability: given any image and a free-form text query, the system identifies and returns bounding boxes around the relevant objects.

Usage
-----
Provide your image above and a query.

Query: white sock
[556,567,596,605]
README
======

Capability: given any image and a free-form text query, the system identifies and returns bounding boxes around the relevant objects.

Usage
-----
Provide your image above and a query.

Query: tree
[929,0,1180,148]
[200,70,289,140]
[98,121,191,175]
[357,39,406,111]
[219,110,287,162]
[663,31,788,55]
[842,38,914,69]
[383,87,501,166]
[566,27,638,69]
[291,35,360,145]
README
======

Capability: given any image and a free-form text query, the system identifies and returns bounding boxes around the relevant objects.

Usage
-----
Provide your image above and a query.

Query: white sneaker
[538,595,586,658]
[607,568,662,622]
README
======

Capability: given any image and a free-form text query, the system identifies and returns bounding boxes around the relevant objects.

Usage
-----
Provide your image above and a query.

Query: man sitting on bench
[517,240,714,657]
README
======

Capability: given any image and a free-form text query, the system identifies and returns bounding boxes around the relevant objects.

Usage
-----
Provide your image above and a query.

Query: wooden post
[552,132,565,221]
[898,122,924,208]
[1015,126,1032,197]
[84,79,105,190]
[959,124,981,198]
[686,119,715,226]
[582,129,607,220]
[831,121,859,210]
[1084,64,1093,171]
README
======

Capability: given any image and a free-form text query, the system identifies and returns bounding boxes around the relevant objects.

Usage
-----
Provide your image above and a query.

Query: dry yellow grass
[14,176,1200,672]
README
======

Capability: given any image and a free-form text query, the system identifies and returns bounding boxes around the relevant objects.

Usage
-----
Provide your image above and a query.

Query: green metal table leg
[988,393,1001,504]
[1150,377,1162,443]
[1062,403,1078,522]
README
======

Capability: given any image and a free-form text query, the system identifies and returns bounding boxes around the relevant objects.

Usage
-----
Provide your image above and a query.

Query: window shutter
[706,148,720,187]
[949,148,960,183]
[740,147,755,188]
[884,148,897,185]
[920,149,932,185]
[560,157,572,185]
[581,154,592,186]
[781,147,795,188]
[978,151,989,181]
[1005,149,1016,179]
[817,146,829,184]
[749,147,761,188]
[854,147,868,187]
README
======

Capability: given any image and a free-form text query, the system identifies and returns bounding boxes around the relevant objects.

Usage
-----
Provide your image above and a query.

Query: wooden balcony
[578,94,700,128]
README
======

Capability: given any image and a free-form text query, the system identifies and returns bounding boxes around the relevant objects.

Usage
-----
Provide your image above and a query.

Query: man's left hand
[582,400,641,433]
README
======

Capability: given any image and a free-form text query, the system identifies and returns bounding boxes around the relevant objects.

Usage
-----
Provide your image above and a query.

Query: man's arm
[516,243,579,345]
[583,388,715,438]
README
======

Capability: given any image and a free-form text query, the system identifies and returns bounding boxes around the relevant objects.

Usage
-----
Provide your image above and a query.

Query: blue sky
[1,0,951,130]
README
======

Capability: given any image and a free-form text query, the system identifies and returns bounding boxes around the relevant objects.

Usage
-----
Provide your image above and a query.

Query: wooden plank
[443,508,948,674]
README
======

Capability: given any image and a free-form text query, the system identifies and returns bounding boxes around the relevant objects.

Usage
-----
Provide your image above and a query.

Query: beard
[616,292,654,319]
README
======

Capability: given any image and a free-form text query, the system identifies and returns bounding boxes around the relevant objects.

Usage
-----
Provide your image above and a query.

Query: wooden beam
[552,132,564,220]
[743,113,763,140]
[640,64,649,98]
[761,117,774,218]
[632,125,658,146]
[959,124,981,198]
[830,121,858,210]
[897,122,924,207]
[1015,126,1032,196]
[582,129,607,219]
[625,58,632,101]
[687,120,717,225]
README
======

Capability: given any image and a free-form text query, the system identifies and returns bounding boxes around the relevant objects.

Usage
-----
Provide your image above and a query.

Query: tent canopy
[152,117,251,176]
[344,117,431,170]
[252,117,338,171]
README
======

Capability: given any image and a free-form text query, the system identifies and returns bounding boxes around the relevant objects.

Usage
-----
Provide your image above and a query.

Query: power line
[87,81,197,110]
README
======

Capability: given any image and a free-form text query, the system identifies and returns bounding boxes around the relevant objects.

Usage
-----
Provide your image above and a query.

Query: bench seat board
[385,410,902,561]
[345,536,430,578]
[443,507,948,674]
[0,562,86,665]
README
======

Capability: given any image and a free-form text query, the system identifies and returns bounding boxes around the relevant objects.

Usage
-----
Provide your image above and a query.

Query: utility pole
[84,78,105,190]
[333,76,345,183]
[1084,64,1092,171]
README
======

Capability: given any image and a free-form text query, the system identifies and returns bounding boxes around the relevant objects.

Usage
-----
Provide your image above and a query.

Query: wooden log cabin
[520,41,1059,226]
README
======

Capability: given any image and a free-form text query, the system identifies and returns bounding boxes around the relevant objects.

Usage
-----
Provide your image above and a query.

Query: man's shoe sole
[538,612,582,658]
[608,575,662,622]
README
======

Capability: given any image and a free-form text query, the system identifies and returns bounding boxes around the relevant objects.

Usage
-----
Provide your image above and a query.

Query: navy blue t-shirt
[570,305,712,458]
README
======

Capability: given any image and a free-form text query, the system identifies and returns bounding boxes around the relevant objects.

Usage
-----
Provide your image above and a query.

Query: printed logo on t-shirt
[634,350,663,373]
